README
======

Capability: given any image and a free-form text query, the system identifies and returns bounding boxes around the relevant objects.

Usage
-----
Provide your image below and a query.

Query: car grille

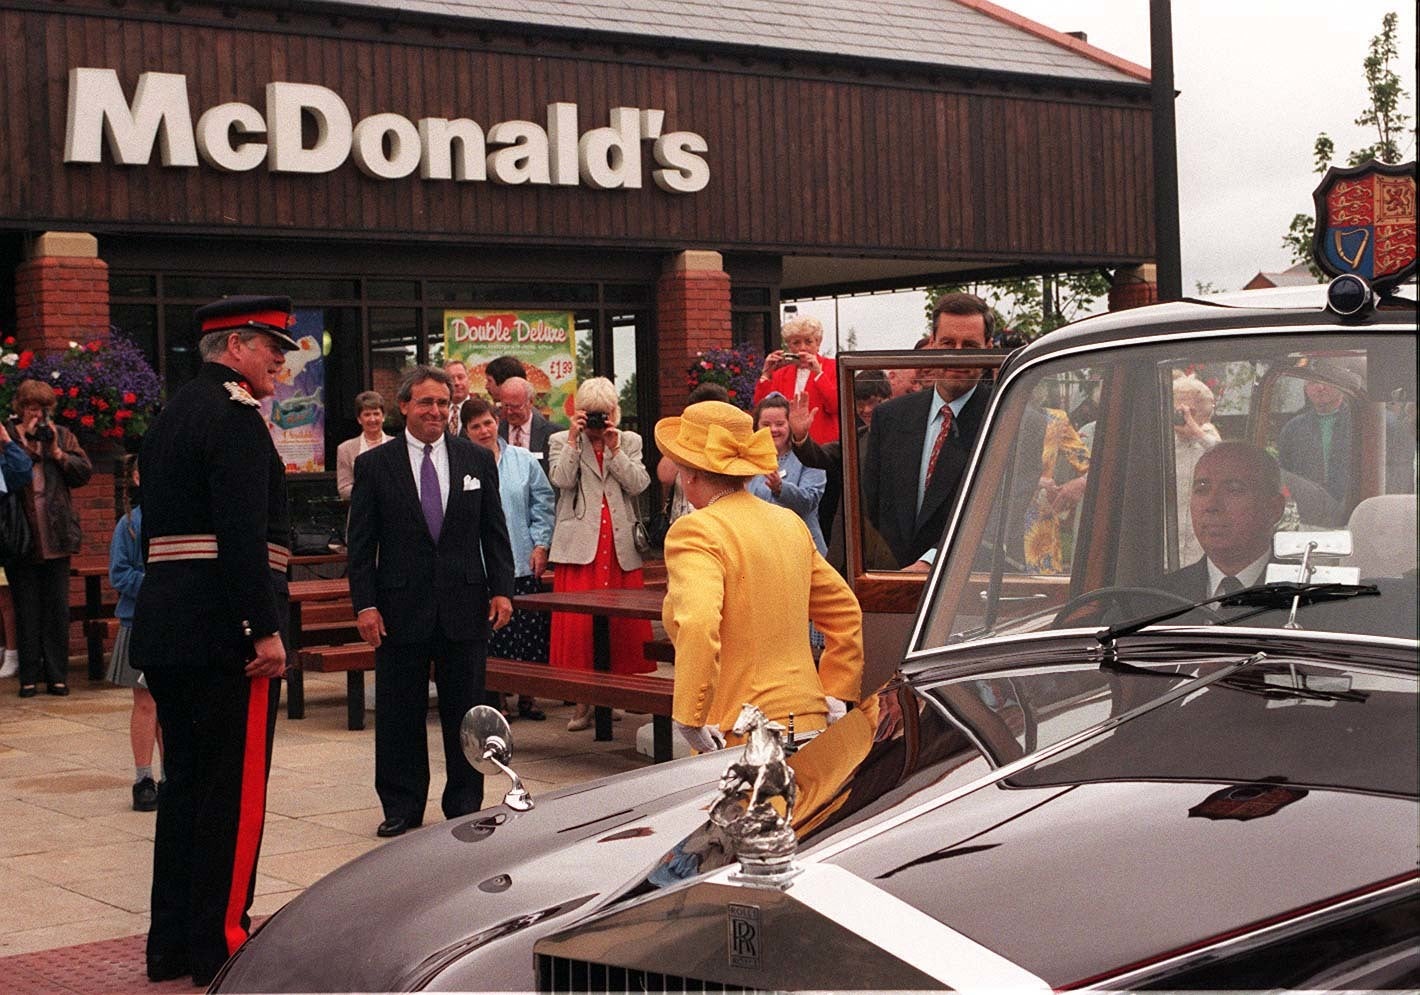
[537,954,755,993]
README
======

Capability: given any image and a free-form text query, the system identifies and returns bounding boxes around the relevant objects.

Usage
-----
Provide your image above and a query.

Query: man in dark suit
[348,365,515,838]
[1161,442,1286,601]
[1278,379,1352,505]
[497,375,555,466]
[862,293,995,569]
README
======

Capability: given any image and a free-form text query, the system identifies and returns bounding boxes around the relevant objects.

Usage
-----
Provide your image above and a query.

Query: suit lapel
[391,437,423,525]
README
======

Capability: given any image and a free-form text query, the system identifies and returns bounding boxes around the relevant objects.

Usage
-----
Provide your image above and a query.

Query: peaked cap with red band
[195,294,300,351]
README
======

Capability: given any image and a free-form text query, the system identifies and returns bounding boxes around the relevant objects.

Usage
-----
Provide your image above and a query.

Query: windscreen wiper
[1096,582,1379,664]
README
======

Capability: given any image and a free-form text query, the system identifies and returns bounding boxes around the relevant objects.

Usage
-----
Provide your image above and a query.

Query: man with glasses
[497,375,554,466]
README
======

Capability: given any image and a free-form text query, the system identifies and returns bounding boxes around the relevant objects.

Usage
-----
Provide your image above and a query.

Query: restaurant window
[732,285,776,355]
[370,308,420,420]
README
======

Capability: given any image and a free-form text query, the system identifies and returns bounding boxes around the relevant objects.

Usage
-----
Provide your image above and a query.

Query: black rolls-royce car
[214,167,1417,992]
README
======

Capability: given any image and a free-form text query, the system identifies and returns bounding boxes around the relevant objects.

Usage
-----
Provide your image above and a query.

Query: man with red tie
[862,293,995,570]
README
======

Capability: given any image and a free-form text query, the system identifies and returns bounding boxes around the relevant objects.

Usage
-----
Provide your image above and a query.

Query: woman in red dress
[546,377,654,731]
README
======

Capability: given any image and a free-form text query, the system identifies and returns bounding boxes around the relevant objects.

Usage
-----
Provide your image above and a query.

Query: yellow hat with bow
[655,400,778,477]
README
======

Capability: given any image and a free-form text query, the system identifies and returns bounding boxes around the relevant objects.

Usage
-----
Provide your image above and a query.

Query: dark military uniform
[135,342,293,981]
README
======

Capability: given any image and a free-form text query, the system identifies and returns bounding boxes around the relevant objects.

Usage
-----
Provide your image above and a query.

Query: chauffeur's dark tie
[420,444,444,543]
[1215,575,1243,598]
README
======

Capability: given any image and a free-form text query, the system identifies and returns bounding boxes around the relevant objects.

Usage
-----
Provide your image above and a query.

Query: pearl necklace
[705,488,737,508]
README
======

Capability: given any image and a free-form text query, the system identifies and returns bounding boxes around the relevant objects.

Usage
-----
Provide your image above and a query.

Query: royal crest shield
[1311,159,1417,290]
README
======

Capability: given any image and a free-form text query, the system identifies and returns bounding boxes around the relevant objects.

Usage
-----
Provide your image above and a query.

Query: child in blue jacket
[108,455,161,811]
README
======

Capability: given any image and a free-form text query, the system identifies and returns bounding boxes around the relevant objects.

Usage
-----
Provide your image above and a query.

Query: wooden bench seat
[642,638,675,663]
[290,645,676,761]
[83,616,122,648]
[301,602,356,626]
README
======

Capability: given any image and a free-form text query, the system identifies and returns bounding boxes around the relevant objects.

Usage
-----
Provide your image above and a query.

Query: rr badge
[727,903,760,969]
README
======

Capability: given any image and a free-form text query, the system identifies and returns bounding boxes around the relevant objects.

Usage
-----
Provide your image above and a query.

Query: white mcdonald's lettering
[63,68,710,193]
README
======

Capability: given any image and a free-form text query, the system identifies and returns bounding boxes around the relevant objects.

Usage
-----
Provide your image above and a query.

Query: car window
[918,330,1418,649]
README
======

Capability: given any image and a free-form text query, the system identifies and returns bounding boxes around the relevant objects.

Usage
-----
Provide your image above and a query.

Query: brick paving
[0,664,659,992]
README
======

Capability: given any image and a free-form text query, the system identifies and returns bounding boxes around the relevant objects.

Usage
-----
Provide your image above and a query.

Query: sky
[791,0,1418,353]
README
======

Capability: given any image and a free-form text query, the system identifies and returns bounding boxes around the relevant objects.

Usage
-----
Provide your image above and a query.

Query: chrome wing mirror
[460,705,534,811]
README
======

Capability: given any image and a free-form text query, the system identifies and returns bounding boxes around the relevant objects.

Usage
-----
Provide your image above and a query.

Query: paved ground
[0,663,663,992]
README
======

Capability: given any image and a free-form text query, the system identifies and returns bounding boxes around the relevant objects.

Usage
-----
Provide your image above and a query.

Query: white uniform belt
[148,534,291,571]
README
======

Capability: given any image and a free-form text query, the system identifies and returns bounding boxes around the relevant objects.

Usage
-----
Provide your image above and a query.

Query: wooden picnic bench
[293,643,676,762]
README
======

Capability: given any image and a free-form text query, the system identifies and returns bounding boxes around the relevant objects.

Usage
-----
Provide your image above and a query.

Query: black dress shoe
[146,951,190,982]
[18,685,37,698]
[518,700,547,721]
[132,777,159,812]
[47,683,70,696]
[377,816,420,838]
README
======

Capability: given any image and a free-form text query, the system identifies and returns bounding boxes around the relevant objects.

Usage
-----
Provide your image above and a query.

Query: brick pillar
[1108,263,1158,312]
[10,232,115,662]
[656,250,732,419]
[14,231,110,352]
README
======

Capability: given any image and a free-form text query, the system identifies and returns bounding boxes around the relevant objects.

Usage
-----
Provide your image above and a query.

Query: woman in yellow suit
[655,401,865,753]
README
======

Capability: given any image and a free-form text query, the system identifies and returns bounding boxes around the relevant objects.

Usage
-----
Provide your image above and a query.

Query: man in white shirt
[347,365,514,837]
[1162,442,1287,600]
[444,360,470,436]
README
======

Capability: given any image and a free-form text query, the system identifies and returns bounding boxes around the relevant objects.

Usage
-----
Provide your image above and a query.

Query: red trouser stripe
[224,676,270,955]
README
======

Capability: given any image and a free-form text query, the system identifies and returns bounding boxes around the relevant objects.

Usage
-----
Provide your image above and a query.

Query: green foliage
[618,371,637,420]
[924,271,1112,342]
[574,333,594,383]
[1352,12,1412,164]
[1194,280,1223,295]
[1284,12,1415,271]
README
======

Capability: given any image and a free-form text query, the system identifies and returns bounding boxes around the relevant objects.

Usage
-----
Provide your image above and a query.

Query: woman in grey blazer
[335,390,392,500]
[546,377,654,731]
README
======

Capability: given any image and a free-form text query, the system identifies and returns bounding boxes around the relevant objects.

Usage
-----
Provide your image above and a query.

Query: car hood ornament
[709,703,800,887]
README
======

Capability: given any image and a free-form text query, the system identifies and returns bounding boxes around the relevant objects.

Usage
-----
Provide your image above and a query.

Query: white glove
[675,721,725,753]
[825,696,848,725]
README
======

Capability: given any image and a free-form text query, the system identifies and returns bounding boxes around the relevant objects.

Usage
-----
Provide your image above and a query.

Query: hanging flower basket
[0,330,162,446]
[685,344,763,411]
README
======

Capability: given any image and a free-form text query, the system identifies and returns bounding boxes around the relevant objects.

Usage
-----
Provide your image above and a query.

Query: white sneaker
[0,652,17,679]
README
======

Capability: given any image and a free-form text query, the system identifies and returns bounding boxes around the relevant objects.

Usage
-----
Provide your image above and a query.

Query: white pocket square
[463,474,480,491]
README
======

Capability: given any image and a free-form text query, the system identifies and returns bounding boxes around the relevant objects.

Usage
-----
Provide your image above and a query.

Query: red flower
[727,389,737,398]
[68,386,80,398]
[700,361,711,369]
[80,414,95,428]
[62,407,79,420]
[17,350,33,369]
[122,392,136,404]
[108,427,124,438]
[84,376,93,384]
[3,336,13,346]
[115,409,132,421]
[86,340,102,352]
[94,398,109,411]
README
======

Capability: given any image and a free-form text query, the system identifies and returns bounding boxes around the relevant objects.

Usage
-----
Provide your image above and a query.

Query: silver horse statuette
[710,703,800,885]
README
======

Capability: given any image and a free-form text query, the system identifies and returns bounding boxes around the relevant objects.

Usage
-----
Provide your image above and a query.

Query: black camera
[32,414,55,445]
[584,410,608,430]
[781,352,800,363]
[1172,408,1187,427]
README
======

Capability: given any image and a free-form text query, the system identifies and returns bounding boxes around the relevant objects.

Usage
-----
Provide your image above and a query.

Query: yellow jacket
[662,490,864,741]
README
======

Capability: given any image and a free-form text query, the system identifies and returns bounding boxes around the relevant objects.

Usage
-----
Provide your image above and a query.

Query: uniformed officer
[133,295,299,986]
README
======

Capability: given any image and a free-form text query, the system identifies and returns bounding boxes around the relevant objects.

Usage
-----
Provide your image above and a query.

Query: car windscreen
[916,328,1417,649]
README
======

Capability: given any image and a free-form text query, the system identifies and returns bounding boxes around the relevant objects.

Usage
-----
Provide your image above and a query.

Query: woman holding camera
[546,377,653,732]
[753,314,839,444]
[8,379,93,697]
